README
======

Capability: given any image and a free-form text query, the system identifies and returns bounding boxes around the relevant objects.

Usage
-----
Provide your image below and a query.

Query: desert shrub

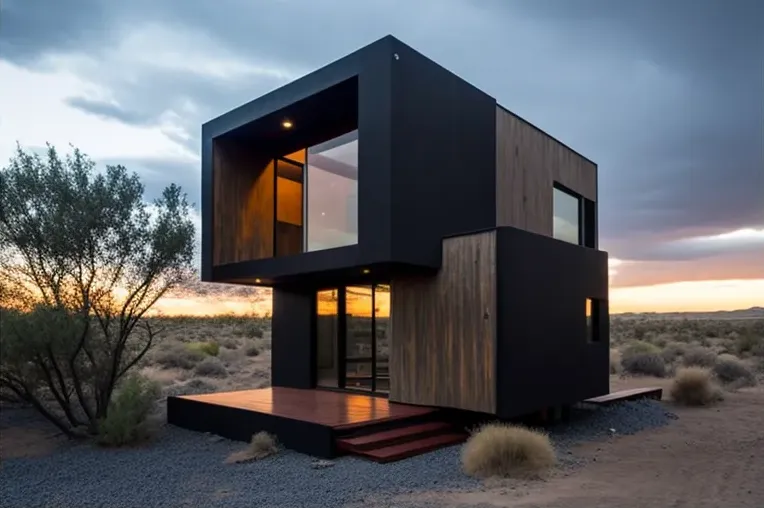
[187,341,220,357]
[245,344,261,357]
[0,145,195,438]
[154,343,205,370]
[244,324,265,339]
[166,378,219,397]
[713,354,756,387]
[620,341,665,377]
[461,423,556,478]
[220,337,240,349]
[621,352,666,377]
[609,349,622,374]
[661,342,687,363]
[736,334,764,357]
[682,346,717,368]
[670,367,722,406]
[226,431,279,464]
[97,374,161,446]
[622,340,661,357]
[194,357,229,378]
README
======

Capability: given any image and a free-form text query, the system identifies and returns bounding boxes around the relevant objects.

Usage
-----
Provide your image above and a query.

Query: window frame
[552,182,596,248]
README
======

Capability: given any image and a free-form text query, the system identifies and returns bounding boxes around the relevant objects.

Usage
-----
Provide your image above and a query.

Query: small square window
[586,298,600,343]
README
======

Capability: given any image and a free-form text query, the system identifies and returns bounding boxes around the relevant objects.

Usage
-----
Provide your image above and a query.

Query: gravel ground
[0,400,677,508]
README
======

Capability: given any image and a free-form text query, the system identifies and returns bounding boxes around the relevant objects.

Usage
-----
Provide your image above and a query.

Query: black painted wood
[494,226,610,419]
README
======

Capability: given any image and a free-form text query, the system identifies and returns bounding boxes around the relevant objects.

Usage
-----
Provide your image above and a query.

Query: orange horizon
[149,278,764,318]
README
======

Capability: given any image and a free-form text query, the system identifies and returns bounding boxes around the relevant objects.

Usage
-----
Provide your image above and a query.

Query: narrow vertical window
[586,298,600,343]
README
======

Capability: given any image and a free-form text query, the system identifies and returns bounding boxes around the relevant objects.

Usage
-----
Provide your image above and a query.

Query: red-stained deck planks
[178,387,436,429]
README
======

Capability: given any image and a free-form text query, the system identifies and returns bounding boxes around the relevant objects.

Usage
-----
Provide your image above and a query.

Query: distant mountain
[613,307,764,320]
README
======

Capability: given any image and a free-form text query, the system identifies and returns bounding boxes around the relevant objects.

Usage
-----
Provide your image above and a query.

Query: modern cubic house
[168,35,611,461]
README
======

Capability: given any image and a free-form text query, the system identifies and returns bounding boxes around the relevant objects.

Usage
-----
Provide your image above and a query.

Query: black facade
[197,34,611,419]
[495,227,610,418]
[202,35,497,285]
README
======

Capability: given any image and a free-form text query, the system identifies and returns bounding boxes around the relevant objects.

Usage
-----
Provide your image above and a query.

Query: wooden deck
[178,387,436,429]
[167,387,443,459]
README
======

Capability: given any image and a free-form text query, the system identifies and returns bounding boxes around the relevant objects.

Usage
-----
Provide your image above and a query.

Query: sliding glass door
[315,284,390,394]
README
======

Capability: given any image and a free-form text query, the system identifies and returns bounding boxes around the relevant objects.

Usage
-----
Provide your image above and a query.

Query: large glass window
[305,130,358,252]
[275,159,303,256]
[553,186,581,245]
[374,284,391,394]
[345,286,373,391]
[316,289,340,388]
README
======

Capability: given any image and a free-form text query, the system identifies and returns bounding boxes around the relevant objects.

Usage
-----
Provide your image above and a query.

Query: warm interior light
[281,119,293,129]
[361,269,370,275]
[255,278,262,284]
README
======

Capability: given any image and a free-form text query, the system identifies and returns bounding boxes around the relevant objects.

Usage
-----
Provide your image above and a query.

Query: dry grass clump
[620,341,666,377]
[669,367,723,406]
[245,343,261,357]
[154,342,206,370]
[661,342,688,363]
[682,346,717,368]
[713,354,757,387]
[194,357,229,378]
[225,431,279,464]
[461,423,556,479]
[736,334,764,357]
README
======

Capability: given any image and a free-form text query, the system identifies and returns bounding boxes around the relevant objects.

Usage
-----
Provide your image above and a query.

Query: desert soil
[3,377,762,508]
[389,376,764,508]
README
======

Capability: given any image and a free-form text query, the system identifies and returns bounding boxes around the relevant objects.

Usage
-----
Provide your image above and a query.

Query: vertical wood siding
[389,230,497,413]
[212,139,275,265]
[495,107,597,236]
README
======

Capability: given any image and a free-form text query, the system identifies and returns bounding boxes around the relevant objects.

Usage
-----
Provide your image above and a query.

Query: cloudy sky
[1,0,762,312]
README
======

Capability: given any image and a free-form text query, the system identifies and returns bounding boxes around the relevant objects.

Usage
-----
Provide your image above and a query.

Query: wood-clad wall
[212,138,275,265]
[389,230,497,413]
[495,107,597,236]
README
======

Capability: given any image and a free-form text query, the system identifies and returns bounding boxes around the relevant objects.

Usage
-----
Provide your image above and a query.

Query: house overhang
[201,36,402,284]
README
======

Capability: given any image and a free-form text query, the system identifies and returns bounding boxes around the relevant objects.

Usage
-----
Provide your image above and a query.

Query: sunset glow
[147,278,763,317]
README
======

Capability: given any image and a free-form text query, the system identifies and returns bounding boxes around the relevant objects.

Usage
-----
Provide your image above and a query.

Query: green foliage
[0,143,196,437]
[97,374,161,447]
[187,341,220,357]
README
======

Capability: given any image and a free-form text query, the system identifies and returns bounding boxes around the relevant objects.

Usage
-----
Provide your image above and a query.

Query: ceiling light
[281,119,293,129]
[254,278,262,284]
[362,269,370,275]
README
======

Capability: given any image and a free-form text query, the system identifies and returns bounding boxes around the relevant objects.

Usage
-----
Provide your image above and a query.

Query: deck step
[337,421,452,451]
[357,432,467,463]
[584,387,663,406]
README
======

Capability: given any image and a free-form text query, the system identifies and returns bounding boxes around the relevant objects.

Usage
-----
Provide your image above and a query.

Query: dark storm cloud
[2,0,762,265]
[64,97,157,127]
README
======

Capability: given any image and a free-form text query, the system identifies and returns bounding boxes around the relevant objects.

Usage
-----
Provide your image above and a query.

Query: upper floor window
[553,184,596,248]
[553,186,581,245]
[306,130,359,252]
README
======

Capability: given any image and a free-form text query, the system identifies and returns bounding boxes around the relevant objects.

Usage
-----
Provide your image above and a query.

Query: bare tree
[0,143,195,437]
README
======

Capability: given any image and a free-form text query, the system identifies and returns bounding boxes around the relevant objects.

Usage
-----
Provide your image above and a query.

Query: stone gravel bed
[0,399,676,508]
